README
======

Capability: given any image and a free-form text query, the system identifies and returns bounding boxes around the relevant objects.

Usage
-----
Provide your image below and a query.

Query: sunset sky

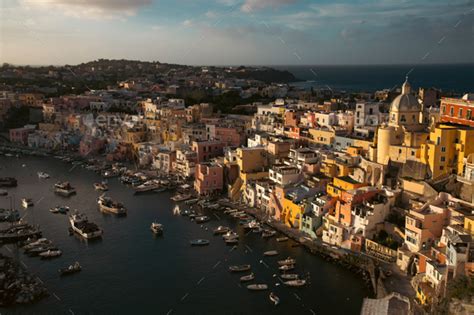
[1,0,473,65]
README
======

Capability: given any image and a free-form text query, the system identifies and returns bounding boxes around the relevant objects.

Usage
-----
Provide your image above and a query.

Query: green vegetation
[373,230,399,250]
[4,106,30,129]
[183,91,272,114]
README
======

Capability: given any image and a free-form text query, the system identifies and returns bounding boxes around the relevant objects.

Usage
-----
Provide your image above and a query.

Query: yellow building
[421,123,474,179]
[281,196,306,228]
[308,128,335,146]
[464,216,474,235]
[327,176,366,198]
[237,147,268,173]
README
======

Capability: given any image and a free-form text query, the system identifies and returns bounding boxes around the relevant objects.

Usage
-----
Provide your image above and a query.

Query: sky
[0,0,473,66]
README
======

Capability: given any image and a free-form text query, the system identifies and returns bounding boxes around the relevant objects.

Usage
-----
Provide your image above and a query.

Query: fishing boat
[213,226,230,235]
[263,250,278,257]
[262,229,276,238]
[171,193,192,202]
[54,182,76,197]
[37,172,50,179]
[97,195,127,215]
[23,239,52,251]
[195,215,210,223]
[185,198,199,205]
[59,262,81,276]
[229,264,251,272]
[189,239,209,246]
[39,249,62,259]
[69,211,103,240]
[134,180,161,194]
[247,284,268,291]
[269,292,280,305]
[284,279,306,287]
[93,182,108,191]
[240,273,255,282]
[280,274,299,280]
[278,257,296,266]
[278,264,295,272]
[21,198,34,208]
[151,222,163,235]
[26,245,57,256]
[276,237,289,242]
[50,205,70,214]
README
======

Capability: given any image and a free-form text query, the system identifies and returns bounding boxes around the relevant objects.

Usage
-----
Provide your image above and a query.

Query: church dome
[390,77,421,113]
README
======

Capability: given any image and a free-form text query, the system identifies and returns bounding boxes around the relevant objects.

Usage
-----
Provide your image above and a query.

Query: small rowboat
[276,237,288,242]
[190,239,210,246]
[240,273,255,282]
[280,273,299,280]
[284,279,306,287]
[278,257,296,266]
[229,264,251,272]
[263,250,278,256]
[269,292,280,305]
[247,284,268,291]
[279,264,295,271]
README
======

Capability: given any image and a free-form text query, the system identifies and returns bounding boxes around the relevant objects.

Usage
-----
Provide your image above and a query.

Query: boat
[37,172,50,179]
[222,231,238,240]
[54,182,76,197]
[263,250,278,257]
[281,274,299,280]
[59,261,81,276]
[0,177,17,187]
[93,182,108,191]
[240,273,255,282]
[278,257,296,266]
[151,222,163,235]
[184,198,199,205]
[276,237,289,242]
[279,264,295,271]
[97,195,127,215]
[134,180,161,193]
[69,211,103,240]
[190,239,209,246]
[269,292,280,305]
[23,239,52,250]
[225,238,238,245]
[39,249,62,259]
[247,284,268,291]
[229,264,251,272]
[262,230,276,238]
[284,279,306,287]
[50,205,70,214]
[171,193,192,202]
[252,226,263,233]
[195,215,210,223]
[21,198,34,208]
[213,226,230,235]
[102,169,120,178]
[0,189,8,196]
[26,245,57,256]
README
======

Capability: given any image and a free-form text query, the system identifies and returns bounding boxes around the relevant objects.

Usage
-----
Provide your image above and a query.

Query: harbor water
[0,155,370,314]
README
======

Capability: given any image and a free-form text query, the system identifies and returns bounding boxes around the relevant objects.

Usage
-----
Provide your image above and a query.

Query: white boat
[50,205,69,214]
[54,182,76,197]
[69,212,103,240]
[262,229,276,238]
[247,284,268,291]
[173,205,181,215]
[37,172,50,179]
[94,182,108,191]
[240,273,255,282]
[269,292,280,305]
[279,264,295,271]
[171,193,192,202]
[97,195,127,215]
[213,226,230,235]
[278,257,296,266]
[134,180,161,193]
[151,222,163,235]
[284,279,306,287]
[21,198,34,208]
[276,237,289,242]
[263,250,278,257]
[281,274,299,280]
[39,249,62,259]
[229,264,251,272]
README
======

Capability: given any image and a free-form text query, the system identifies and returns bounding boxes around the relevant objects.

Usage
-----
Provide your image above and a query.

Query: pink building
[9,127,34,145]
[192,140,225,163]
[214,126,242,147]
[194,162,224,195]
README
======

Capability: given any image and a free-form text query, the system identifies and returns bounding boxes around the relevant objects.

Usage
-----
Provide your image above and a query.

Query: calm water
[278,64,474,93]
[0,155,369,314]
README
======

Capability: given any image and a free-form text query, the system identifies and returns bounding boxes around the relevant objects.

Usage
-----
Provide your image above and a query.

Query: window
[450,107,454,116]
[441,146,446,152]
[468,109,472,120]
[441,156,445,162]
[401,115,406,122]
[441,105,446,114]
[459,108,463,118]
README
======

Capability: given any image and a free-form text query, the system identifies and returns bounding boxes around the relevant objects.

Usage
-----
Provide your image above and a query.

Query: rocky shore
[0,254,48,306]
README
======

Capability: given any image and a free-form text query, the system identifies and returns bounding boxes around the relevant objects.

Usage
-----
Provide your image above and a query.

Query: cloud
[20,0,153,20]
[182,19,193,27]
[241,0,298,13]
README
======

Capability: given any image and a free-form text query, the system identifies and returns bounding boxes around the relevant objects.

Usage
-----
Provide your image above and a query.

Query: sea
[277,64,474,93]
[0,155,369,314]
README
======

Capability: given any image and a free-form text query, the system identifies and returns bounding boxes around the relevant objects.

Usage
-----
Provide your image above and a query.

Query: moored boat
[50,205,70,214]
[93,182,108,191]
[134,180,161,193]
[171,193,192,202]
[37,172,50,179]
[69,211,103,240]
[151,222,163,235]
[284,279,306,287]
[262,230,276,238]
[59,262,81,276]
[276,237,289,242]
[269,292,280,305]
[279,264,295,271]
[21,198,34,208]
[278,257,296,266]
[263,250,278,257]
[229,264,251,272]
[247,284,268,291]
[39,249,62,259]
[190,239,209,246]
[0,177,17,187]
[195,215,210,223]
[0,189,8,196]
[213,226,230,235]
[54,182,76,197]
[240,273,255,282]
[280,273,299,280]
[97,195,127,215]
